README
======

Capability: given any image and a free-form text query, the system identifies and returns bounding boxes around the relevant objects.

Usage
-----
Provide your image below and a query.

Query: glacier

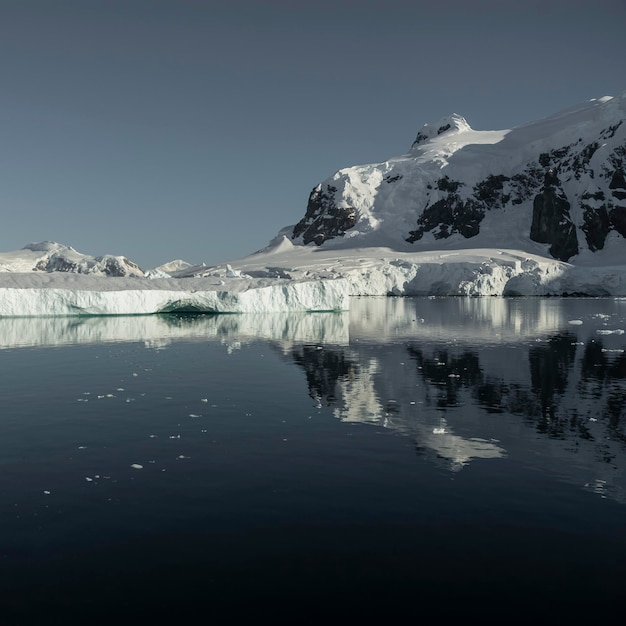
[0,273,350,316]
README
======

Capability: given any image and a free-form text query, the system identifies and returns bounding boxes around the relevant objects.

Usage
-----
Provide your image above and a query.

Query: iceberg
[0,273,350,317]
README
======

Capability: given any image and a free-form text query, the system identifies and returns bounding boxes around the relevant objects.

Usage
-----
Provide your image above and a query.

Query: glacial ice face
[0,275,350,316]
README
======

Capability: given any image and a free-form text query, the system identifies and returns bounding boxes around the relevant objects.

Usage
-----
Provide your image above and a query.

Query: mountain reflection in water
[284,298,626,501]
[1,297,625,502]
[1,297,625,621]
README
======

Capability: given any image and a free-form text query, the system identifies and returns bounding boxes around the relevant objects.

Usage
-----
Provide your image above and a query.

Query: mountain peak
[288,93,626,264]
[411,113,472,149]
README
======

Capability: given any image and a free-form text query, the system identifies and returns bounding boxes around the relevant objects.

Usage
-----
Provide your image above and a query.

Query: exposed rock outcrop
[292,184,357,246]
[530,169,579,261]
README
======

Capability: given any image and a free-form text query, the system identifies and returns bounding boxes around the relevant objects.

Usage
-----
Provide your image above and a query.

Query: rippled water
[1,297,625,622]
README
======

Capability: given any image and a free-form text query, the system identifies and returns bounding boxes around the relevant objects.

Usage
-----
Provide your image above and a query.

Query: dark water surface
[1,298,625,622]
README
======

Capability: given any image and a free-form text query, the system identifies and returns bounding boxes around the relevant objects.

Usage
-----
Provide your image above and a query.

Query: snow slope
[0,94,624,313]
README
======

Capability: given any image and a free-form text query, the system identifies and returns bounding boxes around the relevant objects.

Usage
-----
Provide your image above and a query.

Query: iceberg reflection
[1,296,625,502]
[0,311,350,349]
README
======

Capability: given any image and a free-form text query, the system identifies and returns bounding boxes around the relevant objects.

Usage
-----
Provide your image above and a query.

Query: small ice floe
[602,348,625,353]
[85,477,93,482]
[225,264,244,278]
[169,435,180,439]
[177,455,189,460]
[149,434,158,438]
[201,398,208,403]
[568,319,583,325]
[448,373,460,378]
[117,388,125,392]
[589,417,598,422]
[43,490,51,495]
[130,464,143,470]
[189,413,201,418]
[597,329,624,335]
[78,445,87,450]
[433,427,446,434]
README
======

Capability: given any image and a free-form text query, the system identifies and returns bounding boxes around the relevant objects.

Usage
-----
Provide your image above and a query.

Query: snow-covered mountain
[0,241,145,277]
[197,93,625,297]
[288,93,626,264]
[0,93,625,309]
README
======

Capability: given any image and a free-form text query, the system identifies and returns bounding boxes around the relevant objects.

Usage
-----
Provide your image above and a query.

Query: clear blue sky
[1,0,624,269]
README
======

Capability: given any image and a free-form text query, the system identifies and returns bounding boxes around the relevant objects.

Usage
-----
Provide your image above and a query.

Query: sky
[1,0,625,269]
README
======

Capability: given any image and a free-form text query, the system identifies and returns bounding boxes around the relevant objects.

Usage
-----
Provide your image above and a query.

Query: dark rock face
[407,191,484,242]
[407,174,515,242]
[292,184,357,245]
[608,160,626,236]
[581,191,610,251]
[609,167,626,199]
[530,169,579,261]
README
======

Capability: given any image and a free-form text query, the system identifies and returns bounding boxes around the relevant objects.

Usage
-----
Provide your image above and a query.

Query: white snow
[225,238,626,297]
[0,272,349,316]
[0,93,624,314]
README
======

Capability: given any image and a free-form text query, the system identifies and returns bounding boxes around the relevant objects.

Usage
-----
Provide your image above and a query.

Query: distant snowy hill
[0,241,145,277]
[287,93,626,264]
[0,242,348,315]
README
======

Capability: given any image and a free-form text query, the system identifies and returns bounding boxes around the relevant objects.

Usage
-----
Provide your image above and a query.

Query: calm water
[1,297,625,622]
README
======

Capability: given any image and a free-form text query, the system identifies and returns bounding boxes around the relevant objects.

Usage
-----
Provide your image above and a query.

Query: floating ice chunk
[130,464,143,469]
[0,274,349,315]
[225,264,242,278]
[189,413,201,418]
[597,329,624,335]
[568,319,583,325]
[433,427,446,434]
[43,490,51,495]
